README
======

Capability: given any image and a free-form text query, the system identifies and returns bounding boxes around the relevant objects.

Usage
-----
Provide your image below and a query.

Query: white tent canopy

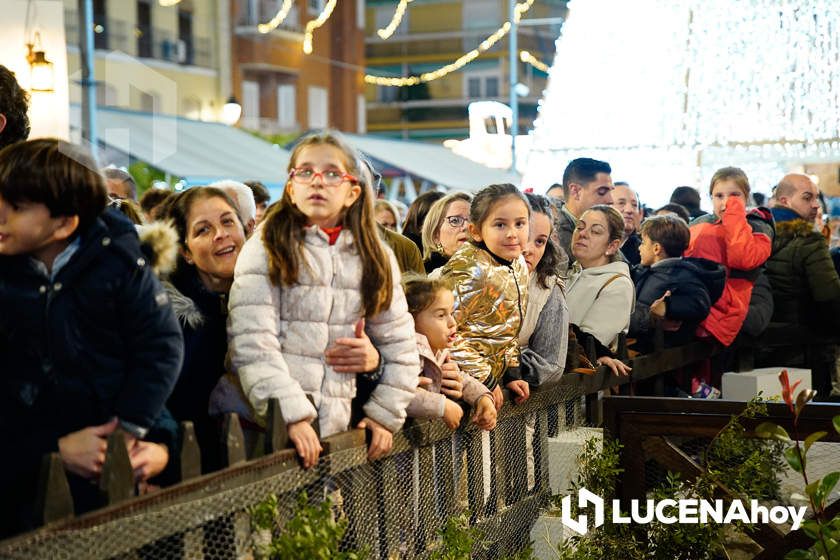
[70,106,291,186]
[342,133,521,193]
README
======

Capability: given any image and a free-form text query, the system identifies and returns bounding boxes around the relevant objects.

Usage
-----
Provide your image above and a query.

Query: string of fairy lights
[365,0,535,86]
[157,0,551,84]
[377,0,413,39]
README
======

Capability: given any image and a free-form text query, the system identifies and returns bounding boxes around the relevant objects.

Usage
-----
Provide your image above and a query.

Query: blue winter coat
[0,209,183,534]
[629,257,725,352]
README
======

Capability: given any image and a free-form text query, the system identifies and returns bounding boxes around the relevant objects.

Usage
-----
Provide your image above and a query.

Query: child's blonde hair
[262,131,394,317]
[709,166,750,197]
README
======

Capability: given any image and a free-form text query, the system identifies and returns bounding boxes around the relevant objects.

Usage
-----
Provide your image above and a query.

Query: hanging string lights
[303,0,338,54]
[364,0,535,86]
[519,50,549,73]
[257,0,295,34]
[377,0,412,39]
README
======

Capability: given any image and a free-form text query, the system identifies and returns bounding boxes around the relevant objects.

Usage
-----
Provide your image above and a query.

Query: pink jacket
[405,334,492,419]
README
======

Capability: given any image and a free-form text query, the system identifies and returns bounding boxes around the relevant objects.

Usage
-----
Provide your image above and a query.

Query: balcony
[153,29,215,68]
[64,10,214,69]
[236,0,302,34]
[65,10,129,53]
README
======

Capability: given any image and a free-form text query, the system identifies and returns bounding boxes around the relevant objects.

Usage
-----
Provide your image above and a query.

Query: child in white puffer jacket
[228,132,419,468]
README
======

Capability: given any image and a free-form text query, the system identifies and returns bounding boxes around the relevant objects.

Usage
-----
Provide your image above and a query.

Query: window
[468,78,481,98]
[356,0,365,29]
[93,0,108,50]
[485,77,499,98]
[464,70,502,99]
[136,0,152,58]
[357,95,366,134]
[177,8,194,65]
[308,0,324,15]
[242,80,260,129]
[375,5,408,35]
[377,85,398,103]
[307,86,328,129]
[277,84,296,129]
[462,0,500,30]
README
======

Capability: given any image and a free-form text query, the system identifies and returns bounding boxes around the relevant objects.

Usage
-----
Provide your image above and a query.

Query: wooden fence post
[178,421,201,482]
[99,429,135,506]
[35,452,74,525]
[265,397,288,454]
[221,413,246,467]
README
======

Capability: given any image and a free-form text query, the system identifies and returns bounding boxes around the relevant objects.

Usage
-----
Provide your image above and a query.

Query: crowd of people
[2,62,840,537]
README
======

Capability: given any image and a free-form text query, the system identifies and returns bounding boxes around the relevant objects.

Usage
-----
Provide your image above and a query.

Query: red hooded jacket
[685,197,772,346]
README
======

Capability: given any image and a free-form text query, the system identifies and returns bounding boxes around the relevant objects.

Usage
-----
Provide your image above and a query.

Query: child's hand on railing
[505,380,531,405]
[472,395,497,431]
[288,420,322,469]
[442,399,464,429]
[58,417,119,479]
[491,385,504,411]
[357,417,393,461]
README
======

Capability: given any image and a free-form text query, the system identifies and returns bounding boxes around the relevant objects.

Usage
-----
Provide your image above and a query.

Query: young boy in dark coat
[0,139,183,536]
[629,214,725,353]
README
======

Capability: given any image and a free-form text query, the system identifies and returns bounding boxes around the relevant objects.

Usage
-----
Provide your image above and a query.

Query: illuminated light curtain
[524,0,840,202]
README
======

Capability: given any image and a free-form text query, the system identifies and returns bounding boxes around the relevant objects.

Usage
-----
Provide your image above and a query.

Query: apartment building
[232,0,366,134]
[63,0,228,119]
[364,0,566,140]
[62,0,365,134]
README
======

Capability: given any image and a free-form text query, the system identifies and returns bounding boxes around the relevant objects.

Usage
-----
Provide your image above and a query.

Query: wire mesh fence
[0,382,588,560]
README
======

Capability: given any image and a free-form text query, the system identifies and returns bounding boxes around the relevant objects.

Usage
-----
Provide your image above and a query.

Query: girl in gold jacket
[438,184,531,410]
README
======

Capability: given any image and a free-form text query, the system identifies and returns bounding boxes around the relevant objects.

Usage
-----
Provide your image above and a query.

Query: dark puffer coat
[629,257,725,352]
[163,263,229,473]
[766,207,840,327]
[0,208,183,535]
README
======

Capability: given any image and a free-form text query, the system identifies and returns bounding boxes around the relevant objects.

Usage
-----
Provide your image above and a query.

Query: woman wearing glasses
[421,191,473,275]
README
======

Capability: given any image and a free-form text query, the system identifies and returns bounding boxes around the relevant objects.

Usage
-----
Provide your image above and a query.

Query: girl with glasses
[227,131,418,469]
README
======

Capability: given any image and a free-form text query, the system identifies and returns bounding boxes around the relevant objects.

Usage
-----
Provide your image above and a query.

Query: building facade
[364,0,566,141]
[62,0,365,134]
[63,0,228,119]
[232,0,366,135]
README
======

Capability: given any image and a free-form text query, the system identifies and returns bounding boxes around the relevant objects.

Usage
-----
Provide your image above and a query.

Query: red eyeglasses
[290,167,358,186]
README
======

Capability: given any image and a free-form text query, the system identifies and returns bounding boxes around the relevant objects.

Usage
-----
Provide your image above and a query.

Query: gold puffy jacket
[438,242,529,388]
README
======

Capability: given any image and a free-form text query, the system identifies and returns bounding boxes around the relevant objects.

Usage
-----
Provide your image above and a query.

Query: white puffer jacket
[228,225,420,438]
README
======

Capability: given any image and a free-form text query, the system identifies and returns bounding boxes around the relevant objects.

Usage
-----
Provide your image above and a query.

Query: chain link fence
[0,382,588,560]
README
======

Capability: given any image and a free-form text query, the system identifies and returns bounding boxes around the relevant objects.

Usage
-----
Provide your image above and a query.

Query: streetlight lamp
[220,95,242,125]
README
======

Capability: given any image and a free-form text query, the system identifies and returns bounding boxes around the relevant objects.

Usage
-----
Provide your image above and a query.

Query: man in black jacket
[0,139,183,536]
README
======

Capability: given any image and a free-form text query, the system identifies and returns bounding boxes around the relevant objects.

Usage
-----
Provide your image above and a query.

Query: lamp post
[220,95,242,125]
[78,0,98,163]
[508,0,518,173]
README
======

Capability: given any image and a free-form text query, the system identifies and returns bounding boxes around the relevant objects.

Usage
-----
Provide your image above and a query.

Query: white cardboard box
[722,367,811,401]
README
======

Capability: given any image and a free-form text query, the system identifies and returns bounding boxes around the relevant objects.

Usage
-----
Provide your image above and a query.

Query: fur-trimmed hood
[774,217,816,239]
[136,221,179,277]
[162,280,206,330]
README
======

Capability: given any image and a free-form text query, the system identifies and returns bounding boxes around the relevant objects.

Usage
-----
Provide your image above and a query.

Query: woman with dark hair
[512,193,569,387]
[402,190,445,252]
[162,186,247,473]
[567,205,634,377]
